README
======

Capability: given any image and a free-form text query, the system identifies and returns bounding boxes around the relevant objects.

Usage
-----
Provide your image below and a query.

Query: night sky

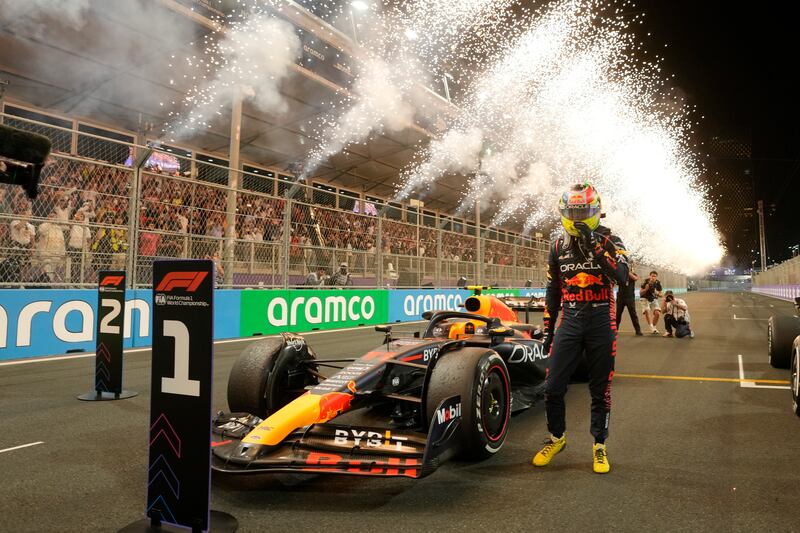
[636,1,798,267]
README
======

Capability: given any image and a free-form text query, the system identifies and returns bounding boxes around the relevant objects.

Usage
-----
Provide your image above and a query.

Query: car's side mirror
[421,311,434,320]
[489,326,515,338]
[531,327,544,340]
[375,325,393,345]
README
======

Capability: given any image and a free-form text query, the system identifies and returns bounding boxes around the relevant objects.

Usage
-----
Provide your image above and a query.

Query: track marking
[732,314,768,321]
[0,321,427,367]
[737,354,791,390]
[615,372,789,385]
[0,441,44,454]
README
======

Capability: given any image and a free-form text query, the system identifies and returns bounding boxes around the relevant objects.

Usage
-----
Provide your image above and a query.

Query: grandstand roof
[0,0,484,220]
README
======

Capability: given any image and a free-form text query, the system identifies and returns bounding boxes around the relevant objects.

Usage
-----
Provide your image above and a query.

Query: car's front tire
[227,335,318,418]
[426,347,511,460]
[768,316,800,369]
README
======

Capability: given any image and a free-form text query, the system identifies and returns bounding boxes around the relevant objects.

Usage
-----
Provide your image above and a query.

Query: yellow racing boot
[592,443,611,474]
[532,434,566,467]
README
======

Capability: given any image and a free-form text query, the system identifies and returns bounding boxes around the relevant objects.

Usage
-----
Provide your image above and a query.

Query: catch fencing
[752,255,800,301]
[0,109,549,289]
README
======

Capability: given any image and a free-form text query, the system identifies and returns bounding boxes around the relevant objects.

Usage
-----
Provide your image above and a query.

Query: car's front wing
[211,395,462,479]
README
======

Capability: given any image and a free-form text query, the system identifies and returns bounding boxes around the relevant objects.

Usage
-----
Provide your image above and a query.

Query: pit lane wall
[0,288,546,360]
[752,255,800,301]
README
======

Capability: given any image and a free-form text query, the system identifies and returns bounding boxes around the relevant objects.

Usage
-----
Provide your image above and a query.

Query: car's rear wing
[498,295,545,324]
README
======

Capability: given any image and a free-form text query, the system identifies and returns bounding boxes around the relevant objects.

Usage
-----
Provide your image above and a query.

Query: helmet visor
[560,205,601,221]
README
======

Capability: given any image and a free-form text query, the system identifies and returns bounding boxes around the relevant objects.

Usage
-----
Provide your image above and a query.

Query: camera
[0,124,52,199]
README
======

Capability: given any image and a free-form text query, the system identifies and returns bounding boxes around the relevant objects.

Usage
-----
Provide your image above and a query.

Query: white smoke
[302,0,521,178]
[303,57,418,175]
[397,127,484,200]
[0,0,91,34]
[165,13,301,140]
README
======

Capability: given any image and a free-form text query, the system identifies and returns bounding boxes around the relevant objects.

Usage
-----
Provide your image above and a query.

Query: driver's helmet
[559,182,602,237]
[432,319,486,339]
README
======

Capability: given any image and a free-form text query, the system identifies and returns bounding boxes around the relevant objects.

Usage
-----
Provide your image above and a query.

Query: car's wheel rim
[768,324,773,362]
[792,349,799,405]
[482,365,510,443]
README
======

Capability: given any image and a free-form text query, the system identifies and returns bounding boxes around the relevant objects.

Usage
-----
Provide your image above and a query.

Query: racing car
[497,293,546,326]
[211,290,548,478]
[766,297,800,416]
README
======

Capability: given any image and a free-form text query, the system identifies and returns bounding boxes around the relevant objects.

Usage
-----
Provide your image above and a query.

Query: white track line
[732,314,768,321]
[0,321,427,368]
[0,441,44,454]
[737,354,791,390]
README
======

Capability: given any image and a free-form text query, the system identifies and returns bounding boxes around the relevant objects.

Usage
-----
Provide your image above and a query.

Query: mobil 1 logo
[147,260,213,531]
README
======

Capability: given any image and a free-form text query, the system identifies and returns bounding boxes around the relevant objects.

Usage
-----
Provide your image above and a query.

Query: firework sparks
[163,2,300,141]
[395,0,723,274]
[162,0,723,274]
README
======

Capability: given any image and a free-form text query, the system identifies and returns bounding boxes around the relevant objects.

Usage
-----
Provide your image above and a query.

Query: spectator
[662,291,693,338]
[640,270,663,335]
[305,267,327,287]
[139,221,160,258]
[206,215,224,239]
[242,221,263,242]
[35,212,67,282]
[77,199,96,223]
[67,210,92,284]
[176,208,189,234]
[616,268,643,336]
[92,214,127,274]
[208,250,224,288]
[110,214,129,270]
[328,262,352,286]
[9,197,36,279]
[53,193,72,223]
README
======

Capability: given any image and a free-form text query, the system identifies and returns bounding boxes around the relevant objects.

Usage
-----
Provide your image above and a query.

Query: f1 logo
[155,272,208,292]
[100,275,125,287]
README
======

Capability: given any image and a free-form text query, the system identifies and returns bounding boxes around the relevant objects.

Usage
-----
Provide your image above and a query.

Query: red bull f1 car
[766,297,800,416]
[211,290,549,478]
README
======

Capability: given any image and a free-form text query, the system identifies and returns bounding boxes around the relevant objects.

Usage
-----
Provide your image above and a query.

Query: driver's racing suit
[543,225,628,443]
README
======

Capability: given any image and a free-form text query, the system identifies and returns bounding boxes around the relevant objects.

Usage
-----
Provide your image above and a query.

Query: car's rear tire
[227,335,318,418]
[768,316,800,369]
[791,337,800,417]
[426,347,511,460]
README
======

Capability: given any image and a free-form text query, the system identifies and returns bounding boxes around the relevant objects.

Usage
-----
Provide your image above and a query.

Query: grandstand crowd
[0,156,542,286]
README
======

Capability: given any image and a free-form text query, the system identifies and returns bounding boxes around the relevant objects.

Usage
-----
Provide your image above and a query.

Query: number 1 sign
[147,260,214,531]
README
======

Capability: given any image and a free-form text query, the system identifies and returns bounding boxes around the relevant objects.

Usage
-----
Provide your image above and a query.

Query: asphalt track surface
[1,291,799,532]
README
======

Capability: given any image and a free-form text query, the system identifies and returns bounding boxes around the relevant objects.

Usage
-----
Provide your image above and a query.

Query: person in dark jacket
[616,268,643,335]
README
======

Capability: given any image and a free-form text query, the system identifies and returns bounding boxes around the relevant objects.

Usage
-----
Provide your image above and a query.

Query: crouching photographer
[661,291,694,338]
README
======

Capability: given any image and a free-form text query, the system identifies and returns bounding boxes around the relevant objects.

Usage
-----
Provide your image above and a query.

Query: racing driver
[532,182,628,474]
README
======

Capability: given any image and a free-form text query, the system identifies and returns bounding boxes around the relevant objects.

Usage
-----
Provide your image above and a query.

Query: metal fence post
[512,242,518,286]
[475,203,483,285]
[376,216,383,288]
[283,198,292,289]
[128,147,152,288]
[125,167,139,288]
[224,93,243,288]
[435,228,442,287]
